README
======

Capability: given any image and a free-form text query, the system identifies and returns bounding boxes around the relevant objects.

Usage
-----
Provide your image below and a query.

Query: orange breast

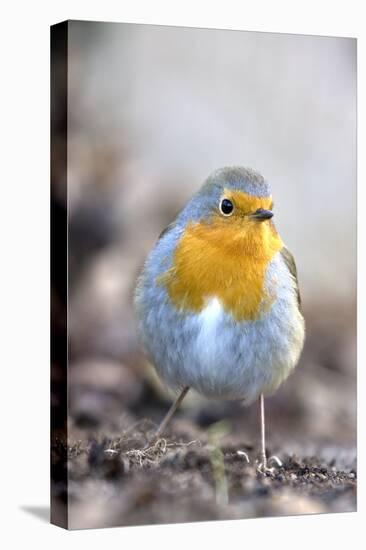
[158,214,283,321]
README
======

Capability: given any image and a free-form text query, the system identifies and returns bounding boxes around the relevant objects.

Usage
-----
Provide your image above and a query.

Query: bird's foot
[256,455,283,474]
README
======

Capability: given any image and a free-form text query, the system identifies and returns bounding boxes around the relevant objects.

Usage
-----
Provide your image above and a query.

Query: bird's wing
[280,246,302,309]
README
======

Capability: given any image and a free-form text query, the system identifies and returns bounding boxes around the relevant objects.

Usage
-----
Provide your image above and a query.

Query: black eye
[220,198,234,216]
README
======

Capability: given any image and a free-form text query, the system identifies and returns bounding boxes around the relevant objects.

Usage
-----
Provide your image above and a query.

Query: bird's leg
[259,393,267,470]
[150,386,190,443]
[257,393,283,472]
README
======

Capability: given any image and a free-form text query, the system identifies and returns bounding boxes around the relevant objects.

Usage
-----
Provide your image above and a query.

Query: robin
[134,166,305,471]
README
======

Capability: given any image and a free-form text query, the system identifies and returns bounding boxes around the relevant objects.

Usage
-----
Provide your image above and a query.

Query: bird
[134,166,305,471]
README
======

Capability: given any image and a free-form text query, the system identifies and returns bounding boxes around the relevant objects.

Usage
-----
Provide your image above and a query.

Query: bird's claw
[268,455,283,468]
[256,455,283,473]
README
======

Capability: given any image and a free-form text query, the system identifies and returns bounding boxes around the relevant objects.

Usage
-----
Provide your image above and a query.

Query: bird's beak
[250,209,274,221]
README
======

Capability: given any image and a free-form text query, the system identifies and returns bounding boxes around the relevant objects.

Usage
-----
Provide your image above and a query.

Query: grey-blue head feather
[176,166,271,226]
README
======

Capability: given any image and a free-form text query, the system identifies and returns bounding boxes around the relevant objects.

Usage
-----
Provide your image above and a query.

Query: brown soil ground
[52,410,356,529]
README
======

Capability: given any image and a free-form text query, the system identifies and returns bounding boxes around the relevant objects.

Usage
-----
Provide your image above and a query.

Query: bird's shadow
[21,506,49,523]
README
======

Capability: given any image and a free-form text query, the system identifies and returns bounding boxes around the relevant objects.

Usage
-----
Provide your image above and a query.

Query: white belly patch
[195,297,225,365]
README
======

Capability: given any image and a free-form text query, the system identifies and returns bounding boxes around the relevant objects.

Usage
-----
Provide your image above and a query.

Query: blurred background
[52,21,356,527]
